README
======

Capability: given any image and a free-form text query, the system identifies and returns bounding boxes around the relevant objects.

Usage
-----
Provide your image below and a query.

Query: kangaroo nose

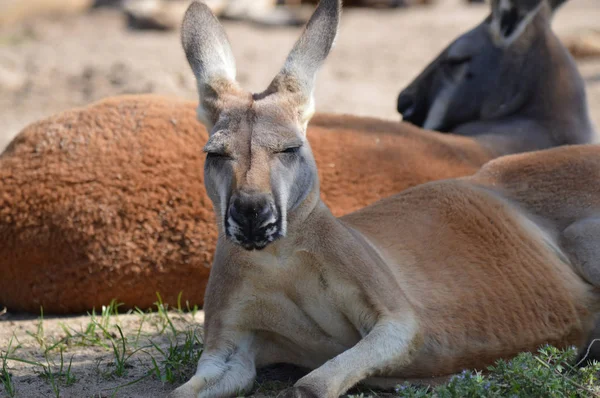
[397,93,416,119]
[229,193,275,234]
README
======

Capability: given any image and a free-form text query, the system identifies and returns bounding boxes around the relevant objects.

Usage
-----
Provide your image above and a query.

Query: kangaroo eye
[206,152,233,160]
[280,147,301,154]
[444,56,471,67]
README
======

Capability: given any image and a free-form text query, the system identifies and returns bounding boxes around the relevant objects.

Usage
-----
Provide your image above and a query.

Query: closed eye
[206,152,233,160]
[279,146,301,154]
[443,56,471,67]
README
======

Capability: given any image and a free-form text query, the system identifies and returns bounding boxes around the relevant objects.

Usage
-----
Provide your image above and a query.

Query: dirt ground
[0,0,599,397]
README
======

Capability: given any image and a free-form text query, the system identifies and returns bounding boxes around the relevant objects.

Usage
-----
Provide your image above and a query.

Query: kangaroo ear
[490,0,545,46]
[266,0,341,129]
[181,1,238,129]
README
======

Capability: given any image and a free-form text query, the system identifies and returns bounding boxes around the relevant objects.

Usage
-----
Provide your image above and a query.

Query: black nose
[227,192,279,249]
[397,93,416,119]
[229,197,273,229]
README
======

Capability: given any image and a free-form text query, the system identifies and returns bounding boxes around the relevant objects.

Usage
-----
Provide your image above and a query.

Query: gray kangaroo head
[182,0,339,251]
[397,0,580,133]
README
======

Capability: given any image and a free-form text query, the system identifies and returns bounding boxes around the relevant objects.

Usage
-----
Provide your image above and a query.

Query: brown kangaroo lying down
[0,0,592,313]
[171,1,600,396]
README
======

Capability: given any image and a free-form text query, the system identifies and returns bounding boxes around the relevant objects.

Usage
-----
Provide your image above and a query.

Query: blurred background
[0,0,599,153]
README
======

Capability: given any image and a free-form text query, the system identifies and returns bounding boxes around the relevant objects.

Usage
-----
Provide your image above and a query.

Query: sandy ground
[1,0,600,152]
[0,0,599,397]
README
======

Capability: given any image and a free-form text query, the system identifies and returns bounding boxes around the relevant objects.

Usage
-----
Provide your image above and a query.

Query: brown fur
[175,140,600,396]
[1,0,591,314]
[0,94,493,314]
[171,2,600,396]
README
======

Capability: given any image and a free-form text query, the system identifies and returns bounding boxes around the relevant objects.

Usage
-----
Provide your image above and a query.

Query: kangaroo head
[182,0,339,251]
[397,0,570,132]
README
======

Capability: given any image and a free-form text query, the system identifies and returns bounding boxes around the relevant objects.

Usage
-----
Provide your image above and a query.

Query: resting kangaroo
[0,0,593,314]
[171,1,600,397]
[397,0,596,152]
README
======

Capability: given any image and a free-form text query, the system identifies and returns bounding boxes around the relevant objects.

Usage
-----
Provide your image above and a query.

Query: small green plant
[394,345,600,397]
[101,299,124,330]
[37,348,77,397]
[147,327,203,384]
[58,348,76,387]
[92,322,146,379]
[0,364,15,397]
[41,354,60,398]
[109,325,129,377]
[133,308,149,348]
[186,301,200,319]
[1,336,18,397]
[26,307,45,349]
[154,293,178,336]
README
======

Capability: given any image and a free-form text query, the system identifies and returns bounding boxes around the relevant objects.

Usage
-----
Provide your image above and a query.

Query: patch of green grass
[132,308,149,348]
[154,293,178,336]
[3,297,199,396]
[58,348,76,387]
[147,327,203,384]
[26,307,46,349]
[8,299,600,398]
[36,347,77,397]
[105,324,141,378]
[56,301,125,350]
[1,336,19,397]
[394,345,600,397]
[41,353,61,398]
[6,293,204,397]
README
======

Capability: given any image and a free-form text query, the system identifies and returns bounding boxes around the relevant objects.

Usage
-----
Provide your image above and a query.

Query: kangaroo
[397,0,596,154]
[170,1,600,397]
[0,0,593,315]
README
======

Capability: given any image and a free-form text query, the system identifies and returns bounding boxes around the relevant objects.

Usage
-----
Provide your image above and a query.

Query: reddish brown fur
[472,146,600,228]
[173,144,600,398]
[344,160,598,377]
[0,94,494,313]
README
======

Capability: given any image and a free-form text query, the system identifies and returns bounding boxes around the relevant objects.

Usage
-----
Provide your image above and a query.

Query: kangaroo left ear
[264,0,341,130]
[489,0,545,47]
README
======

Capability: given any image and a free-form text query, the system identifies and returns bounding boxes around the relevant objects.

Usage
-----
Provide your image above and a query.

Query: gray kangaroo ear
[490,0,545,46]
[181,1,238,129]
[266,0,341,129]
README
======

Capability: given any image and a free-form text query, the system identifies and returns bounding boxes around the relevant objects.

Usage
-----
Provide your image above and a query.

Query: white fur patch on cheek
[275,174,291,237]
[423,83,456,131]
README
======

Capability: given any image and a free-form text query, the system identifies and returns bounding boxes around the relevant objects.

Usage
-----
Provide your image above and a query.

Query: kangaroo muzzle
[226,191,282,250]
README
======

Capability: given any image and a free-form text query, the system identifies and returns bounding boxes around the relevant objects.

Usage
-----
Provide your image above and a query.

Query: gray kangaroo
[397,0,596,155]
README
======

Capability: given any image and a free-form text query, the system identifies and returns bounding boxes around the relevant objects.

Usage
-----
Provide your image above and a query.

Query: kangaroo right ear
[490,0,545,47]
[181,1,238,129]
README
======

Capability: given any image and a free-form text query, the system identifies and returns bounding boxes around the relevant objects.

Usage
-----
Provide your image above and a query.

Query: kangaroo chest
[233,251,371,365]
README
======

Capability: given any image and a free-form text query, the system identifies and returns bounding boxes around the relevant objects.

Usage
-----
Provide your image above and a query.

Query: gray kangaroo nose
[397,93,415,119]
